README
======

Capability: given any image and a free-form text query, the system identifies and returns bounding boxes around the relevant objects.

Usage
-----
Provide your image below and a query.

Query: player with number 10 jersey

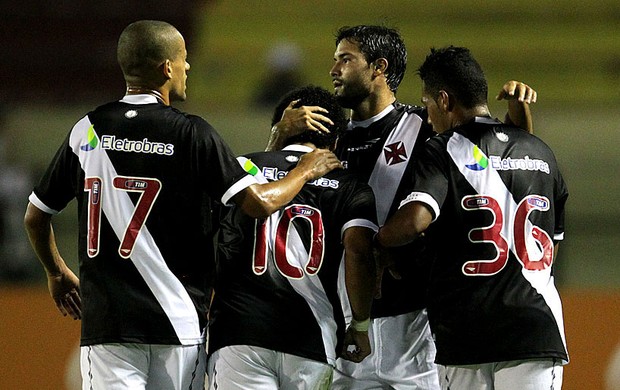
[209,145,378,367]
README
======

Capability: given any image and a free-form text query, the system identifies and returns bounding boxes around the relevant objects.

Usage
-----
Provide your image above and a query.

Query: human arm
[340,226,376,363]
[23,202,81,319]
[265,100,334,151]
[233,148,342,218]
[496,80,537,134]
[375,202,434,248]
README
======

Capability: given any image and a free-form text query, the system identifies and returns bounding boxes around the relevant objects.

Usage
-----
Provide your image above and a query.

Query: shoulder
[395,102,425,117]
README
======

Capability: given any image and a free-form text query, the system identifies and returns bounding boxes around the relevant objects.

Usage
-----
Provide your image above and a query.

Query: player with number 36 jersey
[403,116,569,365]
[376,46,568,389]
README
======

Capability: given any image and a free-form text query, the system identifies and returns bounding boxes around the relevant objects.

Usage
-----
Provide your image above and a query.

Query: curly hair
[271,85,347,149]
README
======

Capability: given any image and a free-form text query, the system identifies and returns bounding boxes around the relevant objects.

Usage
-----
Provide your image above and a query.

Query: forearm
[236,149,341,218]
[376,203,432,247]
[24,203,67,276]
[344,227,375,321]
[236,166,310,218]
[506,100,533,134]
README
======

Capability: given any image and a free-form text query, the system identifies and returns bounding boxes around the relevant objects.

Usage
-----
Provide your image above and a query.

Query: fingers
[282,104,334,134]
[496,81,537,104]
[286,99,300,109]
[305,113,333,134]
[56,290,82,320]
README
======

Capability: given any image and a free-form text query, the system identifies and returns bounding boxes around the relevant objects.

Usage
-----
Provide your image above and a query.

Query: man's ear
[437,90,453,112]
[161,59,173,80]
[372,58,388,76]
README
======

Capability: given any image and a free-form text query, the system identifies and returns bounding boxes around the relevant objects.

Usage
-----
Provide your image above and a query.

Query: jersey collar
[348,104,395,130]
[120,94,160,105]
[474,116,501,125]
[282,144,314,153]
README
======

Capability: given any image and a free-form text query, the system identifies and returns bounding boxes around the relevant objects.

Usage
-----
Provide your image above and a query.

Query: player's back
[210,145,376,366]
[418,117,568,365]
[34,96,248,346]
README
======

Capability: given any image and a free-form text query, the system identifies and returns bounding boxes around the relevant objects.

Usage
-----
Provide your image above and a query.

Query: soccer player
[268,25,537,389]
[207,85,378,389]
[23,20,340,390]
[375,46,568,389]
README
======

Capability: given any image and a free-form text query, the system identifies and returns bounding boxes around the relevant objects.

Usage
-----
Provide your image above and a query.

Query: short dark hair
[335,25,407,93]
[271,85,347,149]
[117,20,182,80]
[417,46,488,109]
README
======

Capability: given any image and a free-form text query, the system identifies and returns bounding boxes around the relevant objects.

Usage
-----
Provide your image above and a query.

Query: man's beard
[335,86,368,110]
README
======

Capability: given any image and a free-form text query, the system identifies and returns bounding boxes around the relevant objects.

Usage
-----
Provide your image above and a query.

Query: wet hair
[335,25,407,92]
[417,46,488,109]
[117,20,182,80]
[271,85,347,149]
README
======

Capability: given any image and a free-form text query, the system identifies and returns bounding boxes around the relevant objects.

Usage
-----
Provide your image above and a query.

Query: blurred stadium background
[0,1,619,389]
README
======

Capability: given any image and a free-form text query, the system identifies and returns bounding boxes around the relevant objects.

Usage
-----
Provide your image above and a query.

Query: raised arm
[265,100,335,151]
[233,148,342,218]
[340,226,376,363]
[24,203,81,320]
[496,80,537,134]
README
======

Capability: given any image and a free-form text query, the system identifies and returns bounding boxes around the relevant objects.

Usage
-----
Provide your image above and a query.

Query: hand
[341,327,371,363]
[496,80,537,104]
[47,267,81,320]
[279,99,334,135]
[296,149,343,181]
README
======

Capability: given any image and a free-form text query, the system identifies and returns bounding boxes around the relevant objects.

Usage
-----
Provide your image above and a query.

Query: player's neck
[452,104,491,128]
[350,92,396,121]
[126,86,168,105]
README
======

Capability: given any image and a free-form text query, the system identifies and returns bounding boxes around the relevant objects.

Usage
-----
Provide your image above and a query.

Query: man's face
[421,86,449,134]
[169,34,190,102]
[330,39,374,109]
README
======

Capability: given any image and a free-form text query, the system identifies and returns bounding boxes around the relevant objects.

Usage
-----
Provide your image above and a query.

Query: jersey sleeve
[399,137,448,221]
[30,129,81,214]
[339,180,379,236]
[190,117,258,205]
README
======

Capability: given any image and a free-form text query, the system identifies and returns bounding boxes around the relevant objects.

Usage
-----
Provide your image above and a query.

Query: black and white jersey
[209,145,378,366]
[29,94,258,346]
[337,102,436,318]
[401,116,569,365]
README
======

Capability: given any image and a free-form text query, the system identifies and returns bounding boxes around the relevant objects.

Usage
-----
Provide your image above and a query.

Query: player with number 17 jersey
[401,117,569,365]
[29,95,259,346]
[209,144,378,366]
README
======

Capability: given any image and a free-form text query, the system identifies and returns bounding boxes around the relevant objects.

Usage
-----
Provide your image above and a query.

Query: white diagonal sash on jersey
[368,113,422,225]
[446,133,566,349]
[264,208,338,366]
[70,116,202,345]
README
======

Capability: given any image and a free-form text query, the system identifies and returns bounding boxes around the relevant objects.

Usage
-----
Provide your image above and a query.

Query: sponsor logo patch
[80,124,99,151]
[465,145,488,171]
